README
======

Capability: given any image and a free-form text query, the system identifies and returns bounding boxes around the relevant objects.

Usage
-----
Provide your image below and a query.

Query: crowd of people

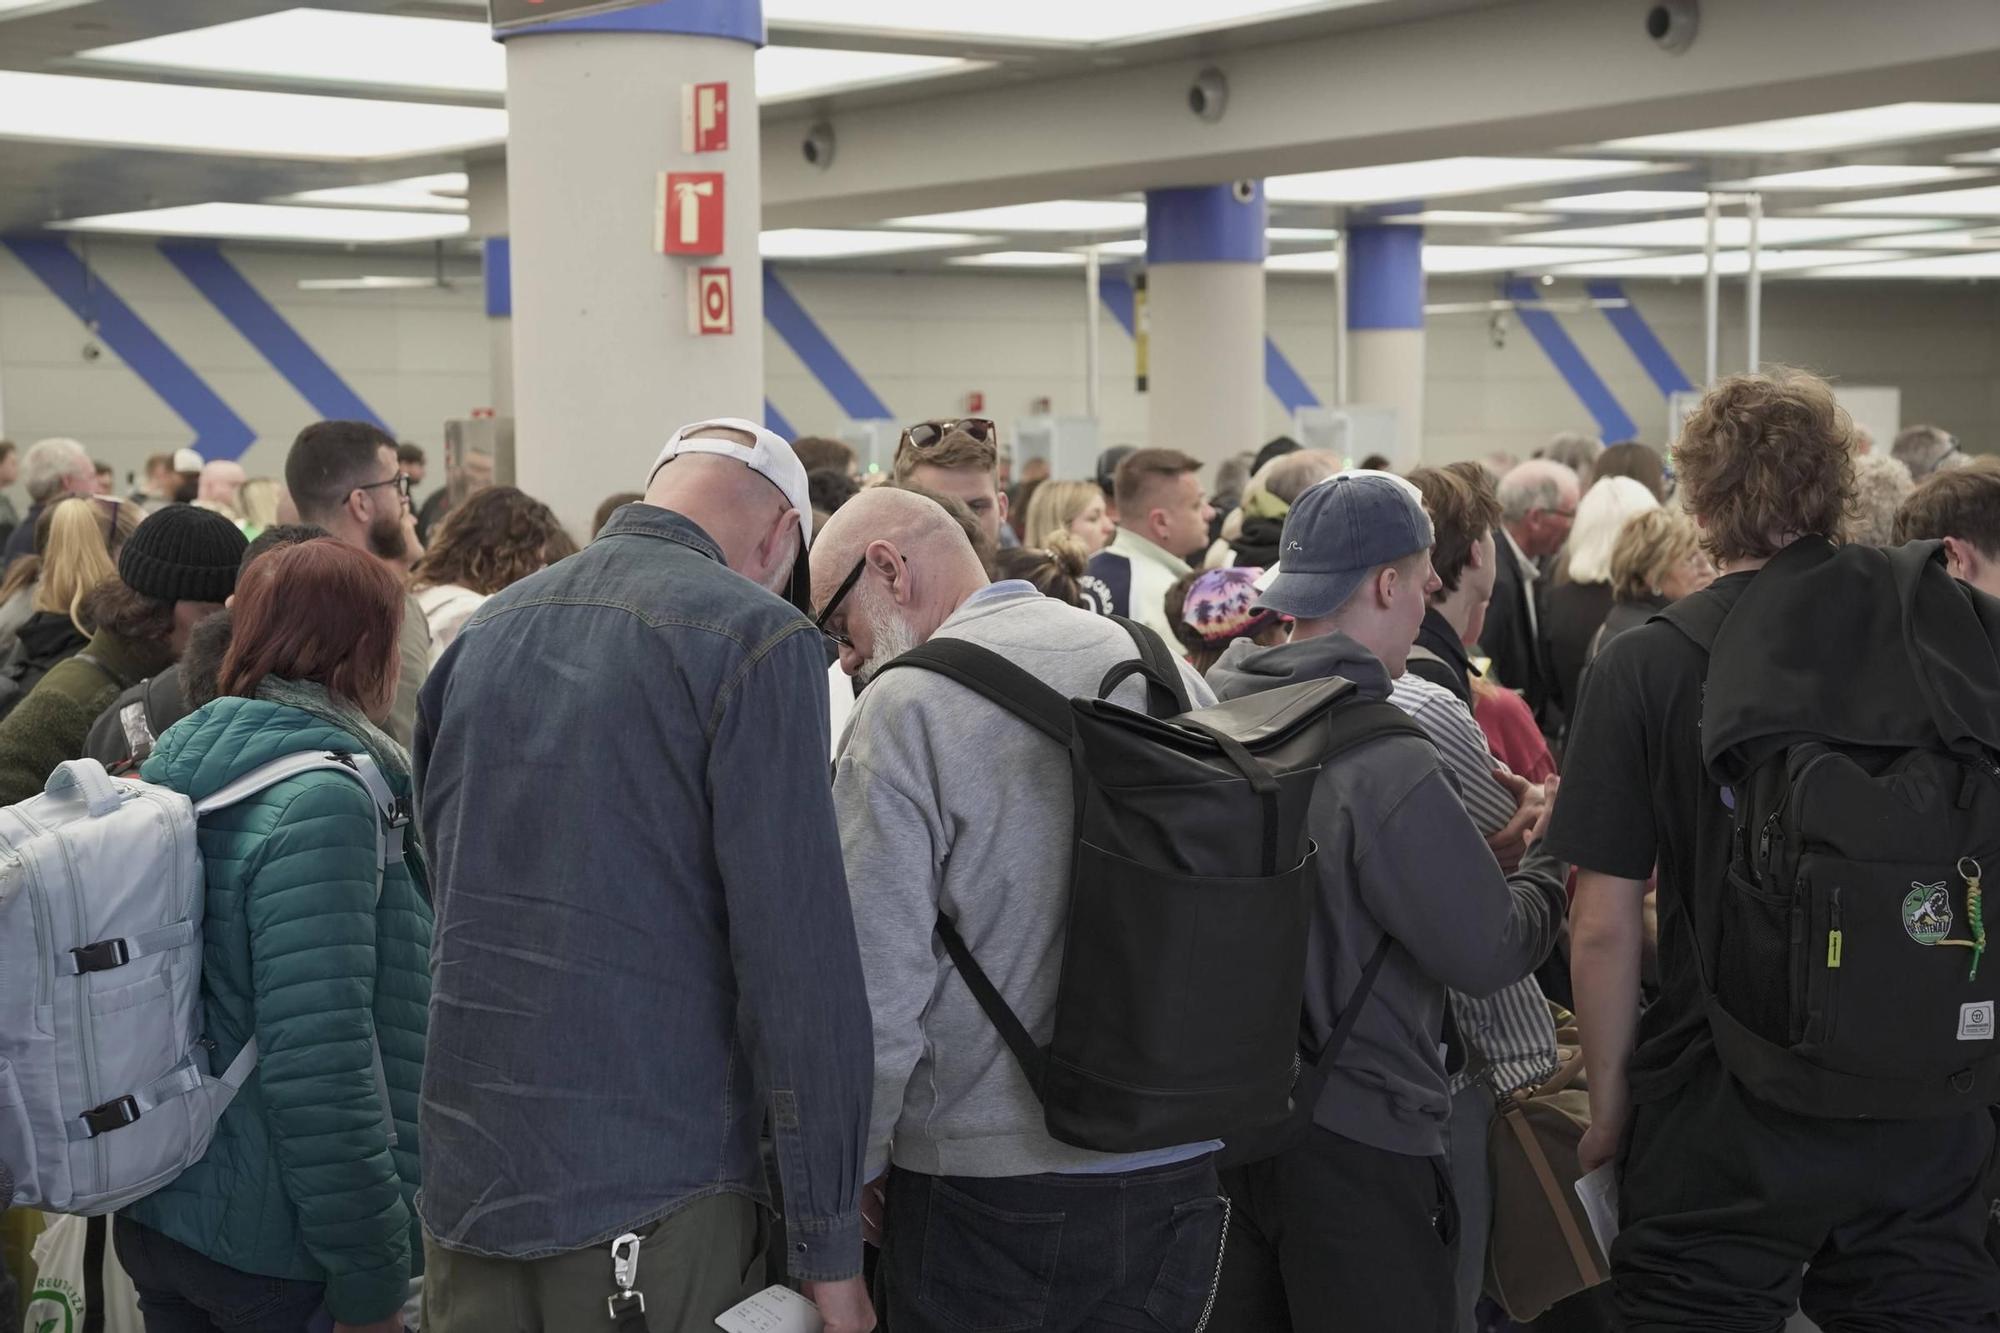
[3,374,1999,1333]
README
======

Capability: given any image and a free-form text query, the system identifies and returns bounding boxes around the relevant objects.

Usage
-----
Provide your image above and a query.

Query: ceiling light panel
[761,229,987,259]
[1602,103,2000,155]
[951,251,1090,267]
[1377,210,1541,225]
[1514,216,1942,247]
[1805,252,2000,277]
[890,200,1146,232]
[762,0,1382,45]
[1820,185,2000,217]
[53,203,470,244]
[1268,227,1339,241]
[1547,250,1892,277]
[1533,190,1728,213]
[754,47,978,100]
[80,9,506,95]
[280,173,469,212]
[0,71,505,159]
[1265,246,1637,274]
[1713,165,1979,191]
[1266,158,1658,205]
[298,276,445,291]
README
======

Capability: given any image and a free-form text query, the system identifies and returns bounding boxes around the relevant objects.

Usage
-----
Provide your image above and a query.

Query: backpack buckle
[79,1094,140,1138]
[70,938,129,973]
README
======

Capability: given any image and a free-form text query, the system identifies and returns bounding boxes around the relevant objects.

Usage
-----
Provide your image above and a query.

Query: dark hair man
[1548,370,2000,1329]
[1896,463,2000,600]
[1082,449,1215,640]
[286,420,429,744]
[396,442,428,488]
[891,418,1010,550]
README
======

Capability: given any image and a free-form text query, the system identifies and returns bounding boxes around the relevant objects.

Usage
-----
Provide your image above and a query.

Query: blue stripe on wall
[1502,278,1638,443]
[5,237,256,459]
[1586,280,1693,398]
[1098,269,1137,336]
[160,241,390,433]
[764,398,796,439]
[484,237,511,319]
[1265,338,1319,414]
[762,268,892,421]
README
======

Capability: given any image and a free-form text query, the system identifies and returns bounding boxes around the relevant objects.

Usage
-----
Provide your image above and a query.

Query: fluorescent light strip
[54,203,470,244]
[1531,190,1714,213]
[0,71,504,160]
[1602,103,2000,155]
[280,173,469,213]
[1267,157,1659,205]
[1513,216,1943,247]
[1713,164,1979,191]
[761,0,1384,45]
[1547,250,1895,277]
[950,251,1089,267]
[891,200,1145,232]
[1821,185,2000,217]
[755,47,978,100]
[761,228,987,259]
[1266,246,1638,274]
[1376,210,1541,225]
[1804,252,2000,278]
[298,276,446,290]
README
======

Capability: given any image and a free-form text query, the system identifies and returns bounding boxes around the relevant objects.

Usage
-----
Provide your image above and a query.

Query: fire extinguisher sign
[656,172,724,255]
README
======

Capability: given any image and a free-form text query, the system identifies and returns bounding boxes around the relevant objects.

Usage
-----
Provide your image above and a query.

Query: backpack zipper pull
[1827,885,1843,970]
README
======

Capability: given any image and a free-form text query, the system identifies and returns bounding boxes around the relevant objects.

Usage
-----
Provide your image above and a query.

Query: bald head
[812,487,990,681]
[646,450,800,594]
[199,460,247,507]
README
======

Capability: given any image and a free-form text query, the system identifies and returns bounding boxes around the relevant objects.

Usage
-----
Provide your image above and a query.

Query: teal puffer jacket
[123,696,432,1323]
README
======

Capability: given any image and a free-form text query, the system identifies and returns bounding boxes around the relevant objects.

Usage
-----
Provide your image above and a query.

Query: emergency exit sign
[489,0,655,30]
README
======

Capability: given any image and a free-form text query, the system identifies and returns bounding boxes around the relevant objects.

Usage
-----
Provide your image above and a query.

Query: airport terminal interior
[3,1,2000,1331]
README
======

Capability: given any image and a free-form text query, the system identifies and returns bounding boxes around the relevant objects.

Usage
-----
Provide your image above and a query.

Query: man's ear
[997,489,1010,526]
[1373,563,1400,610]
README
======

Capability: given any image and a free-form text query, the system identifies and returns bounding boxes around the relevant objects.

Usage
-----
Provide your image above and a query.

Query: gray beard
[856,608,922,685]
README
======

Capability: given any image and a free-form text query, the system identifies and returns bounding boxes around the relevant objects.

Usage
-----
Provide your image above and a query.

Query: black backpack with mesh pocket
[879,618,1426,1153]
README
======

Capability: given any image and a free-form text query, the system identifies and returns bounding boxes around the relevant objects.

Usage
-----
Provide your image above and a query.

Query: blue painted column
[1144,183,1267,465]
[497,0,763,535]
[1346,223,1425,467]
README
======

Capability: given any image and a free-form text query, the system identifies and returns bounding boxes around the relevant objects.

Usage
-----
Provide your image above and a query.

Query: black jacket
[1231,515,1284,571]
[1545,580,1616,724]
[1590,594,1668,664]
[0,610,88,722]
[1478,535,1559,734]
[1406,606,1476,704]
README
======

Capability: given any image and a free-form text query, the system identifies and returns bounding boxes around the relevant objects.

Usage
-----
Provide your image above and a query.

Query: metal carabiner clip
[607,1231,645,1320]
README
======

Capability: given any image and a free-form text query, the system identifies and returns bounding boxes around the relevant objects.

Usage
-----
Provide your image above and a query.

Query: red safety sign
[682,82,729,154]
[657,172,724,255]
[691,267,733,335]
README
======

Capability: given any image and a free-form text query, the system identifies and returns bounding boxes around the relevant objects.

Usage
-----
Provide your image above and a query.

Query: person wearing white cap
[414,418,876,1333]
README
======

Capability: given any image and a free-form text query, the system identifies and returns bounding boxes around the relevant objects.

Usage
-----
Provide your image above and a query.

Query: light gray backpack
[0,752,404,1215]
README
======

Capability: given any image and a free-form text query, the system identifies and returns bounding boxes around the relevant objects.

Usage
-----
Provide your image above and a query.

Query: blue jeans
[879,1156,1225,1333]
[113,1218,330,1333]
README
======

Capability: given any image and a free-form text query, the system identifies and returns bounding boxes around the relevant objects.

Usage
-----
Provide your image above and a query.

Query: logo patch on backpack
[1961,1002,1995,1042]
[1905,881,1954,946]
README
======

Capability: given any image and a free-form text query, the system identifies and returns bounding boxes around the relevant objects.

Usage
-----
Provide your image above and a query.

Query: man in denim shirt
[415,420,876,1333]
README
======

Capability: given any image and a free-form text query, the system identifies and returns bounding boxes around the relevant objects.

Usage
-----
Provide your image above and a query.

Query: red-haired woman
[119,538,430,1333]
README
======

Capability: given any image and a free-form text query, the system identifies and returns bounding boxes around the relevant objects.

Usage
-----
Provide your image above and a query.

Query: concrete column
[1347,223,1425,468]
[499,0,762,535]
[1144,183,1266,465]
[466,157,512,416]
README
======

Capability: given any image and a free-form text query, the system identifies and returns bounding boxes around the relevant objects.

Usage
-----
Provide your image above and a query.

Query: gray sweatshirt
[833,584,1213,1178]
[1207,631,1568,1158]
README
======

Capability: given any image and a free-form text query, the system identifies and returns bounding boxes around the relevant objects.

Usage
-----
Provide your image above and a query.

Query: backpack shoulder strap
[879,638,1074,745]
[935,911,1046,1097]
[1099,616,1192,717]
[1652,590,1728,656]
[195,751,406,881]
[1320,696,1433,759]
[1303,933,1394,1078]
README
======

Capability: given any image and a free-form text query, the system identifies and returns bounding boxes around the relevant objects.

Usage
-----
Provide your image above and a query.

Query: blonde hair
[237,478,284,532]
[1565,476,1661,585]
[34,497,120,632]
[1022,480,1102,549]
[1609,508,1703,602]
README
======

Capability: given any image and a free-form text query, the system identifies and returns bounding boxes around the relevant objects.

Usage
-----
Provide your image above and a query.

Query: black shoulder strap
[1096,616,1192,717]
[879,638,1074,745]
[1304,934,1394,1078]
[935,911,1046,1096]
[1321,696,1434,759]
[82,1213,107,1333]
[1652,590,1728,656]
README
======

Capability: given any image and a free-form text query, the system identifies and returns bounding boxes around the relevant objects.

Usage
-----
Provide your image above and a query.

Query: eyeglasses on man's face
[356,473,414,503]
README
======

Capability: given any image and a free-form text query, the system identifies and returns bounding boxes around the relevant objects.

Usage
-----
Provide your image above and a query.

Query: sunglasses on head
[901,418,995,451]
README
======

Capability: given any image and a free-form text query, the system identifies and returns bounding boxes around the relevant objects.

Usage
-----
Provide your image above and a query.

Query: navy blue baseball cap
[1255,471,1434,619]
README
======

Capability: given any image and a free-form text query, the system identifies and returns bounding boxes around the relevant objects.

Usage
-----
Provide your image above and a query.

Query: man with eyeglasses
[891,418,1016,549]
[1480,459,1580,740]
[285,419,430,744]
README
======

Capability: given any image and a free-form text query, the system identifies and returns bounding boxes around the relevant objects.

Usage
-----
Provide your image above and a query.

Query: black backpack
[881,618,1425,1154]
[1661,597,2000,1119]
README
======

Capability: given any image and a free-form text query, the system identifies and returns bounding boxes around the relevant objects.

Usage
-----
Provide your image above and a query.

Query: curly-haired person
[411,486,578,663]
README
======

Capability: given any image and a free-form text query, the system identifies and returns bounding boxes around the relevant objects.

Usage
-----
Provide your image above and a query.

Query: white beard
[856,604,923,684]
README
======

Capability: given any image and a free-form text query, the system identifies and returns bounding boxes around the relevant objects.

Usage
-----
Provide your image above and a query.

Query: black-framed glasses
[356,473,413,502]
[901,418,995,451]
[814,554,868,649]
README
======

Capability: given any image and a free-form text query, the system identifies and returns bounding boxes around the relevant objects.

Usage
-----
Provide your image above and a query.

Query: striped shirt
[1389,671,1562,1096]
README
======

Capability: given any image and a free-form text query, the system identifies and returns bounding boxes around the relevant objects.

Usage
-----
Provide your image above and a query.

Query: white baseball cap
[172,447,205,473]
[650,417,814,551]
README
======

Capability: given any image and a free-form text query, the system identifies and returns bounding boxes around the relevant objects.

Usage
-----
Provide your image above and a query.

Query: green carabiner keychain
[1940,857,1986,981]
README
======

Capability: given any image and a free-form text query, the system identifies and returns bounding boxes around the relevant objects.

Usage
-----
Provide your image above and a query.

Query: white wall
[4,239,1997,507]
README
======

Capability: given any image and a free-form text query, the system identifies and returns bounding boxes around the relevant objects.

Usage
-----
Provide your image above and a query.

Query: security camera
[81,340,101,362]
[1231,179,1258,204]
[1645,0,1698,54]
[802,122,835,170]
[1188,67,1228,123]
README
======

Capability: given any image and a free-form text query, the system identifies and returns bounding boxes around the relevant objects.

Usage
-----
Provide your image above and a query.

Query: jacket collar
[1109,527,1192,578]
[597,503,724,565]
[85,629,174,690]
[1416,606,1476,679]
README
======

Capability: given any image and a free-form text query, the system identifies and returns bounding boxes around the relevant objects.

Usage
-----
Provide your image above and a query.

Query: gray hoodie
[1207,631,1568,1158]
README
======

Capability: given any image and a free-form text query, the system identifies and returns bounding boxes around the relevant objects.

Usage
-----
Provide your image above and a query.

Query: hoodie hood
[1206,629,1392,705]
[15,610,87,667]
[142,694,394,805]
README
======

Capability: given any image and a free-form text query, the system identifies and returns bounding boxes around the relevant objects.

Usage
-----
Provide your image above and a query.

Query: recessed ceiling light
[279,173,469,212]
[1265,246,1638,274]
[1820,185,2000,217]
[1532,190,1717,213]
[1376,209,1541,225]
[761,228,987,259]
[1601,103,2000,155]
[1513,216,1943,247]
[762,0,1387,46]
[1546,249,1893,277]
[890,200,1145,232]
[1802,252,2000,278]
[53,203,470,244]
[0,71,504,159]
[950,251,1091,267]
[80,9,505,95]
[1266,158,1659,205]
[1712,165,1979,191]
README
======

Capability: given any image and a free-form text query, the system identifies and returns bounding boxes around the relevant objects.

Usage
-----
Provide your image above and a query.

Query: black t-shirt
[1542,571,1756,1103]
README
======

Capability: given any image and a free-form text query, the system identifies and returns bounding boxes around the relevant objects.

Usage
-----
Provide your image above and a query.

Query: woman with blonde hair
[236,476,287,539]
[1544,476,1660,718]
[0,495,143,716]
[1589,507,1716,661]
[1021,479,1117,555]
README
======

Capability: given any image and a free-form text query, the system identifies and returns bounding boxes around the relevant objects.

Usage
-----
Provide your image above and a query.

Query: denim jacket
[413,504,872,1280]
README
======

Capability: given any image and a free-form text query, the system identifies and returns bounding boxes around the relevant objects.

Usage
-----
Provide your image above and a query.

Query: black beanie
[119,504,248,604]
